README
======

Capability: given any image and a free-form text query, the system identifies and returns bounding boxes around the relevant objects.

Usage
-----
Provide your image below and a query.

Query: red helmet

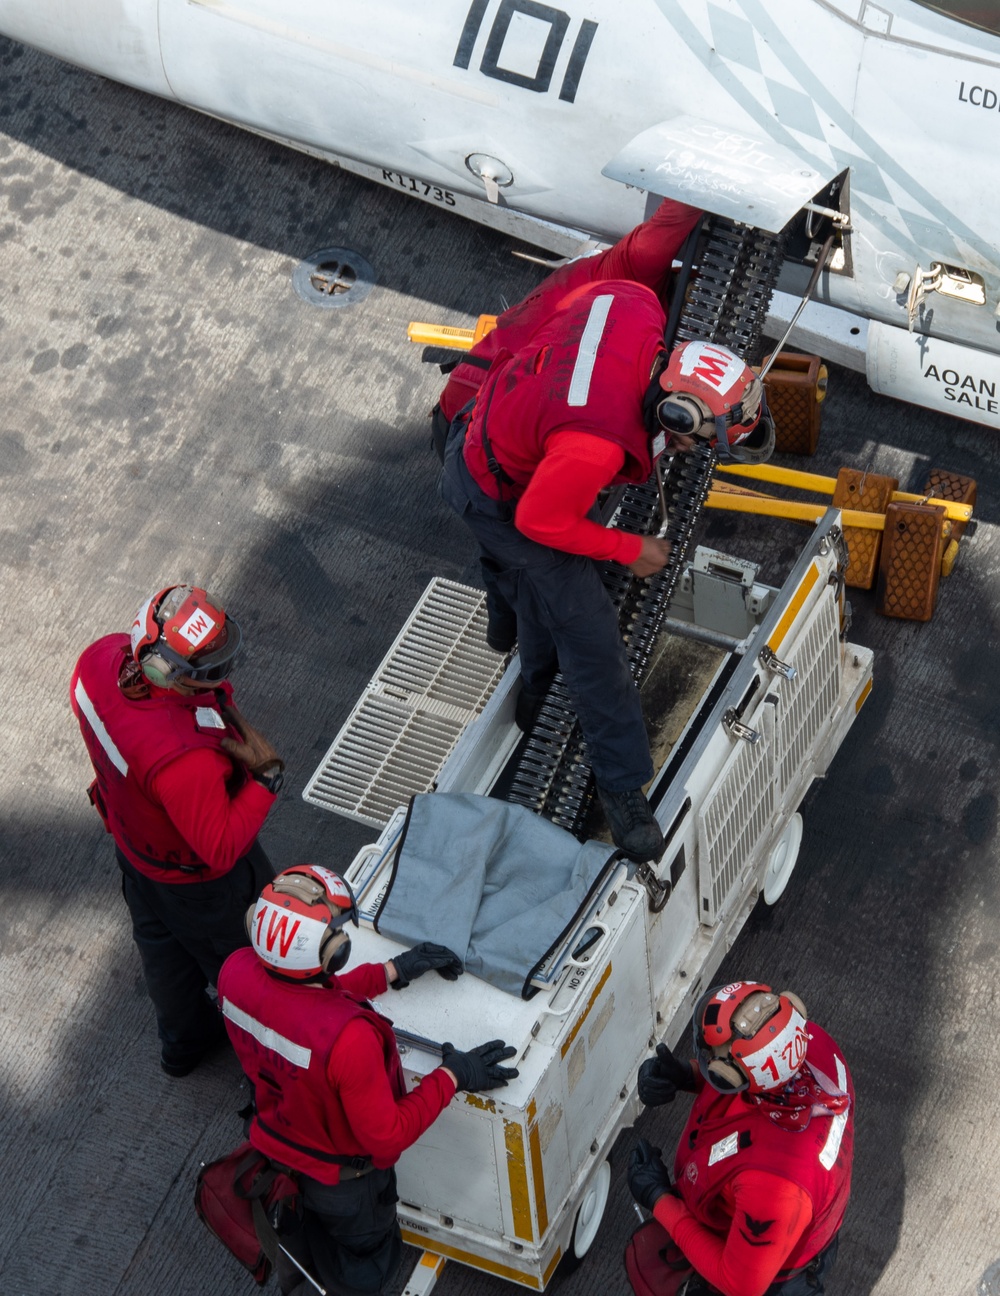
[654,340,774,464]
[130,584,242,686]
[693,981,809,1094]
[247,865,359,981]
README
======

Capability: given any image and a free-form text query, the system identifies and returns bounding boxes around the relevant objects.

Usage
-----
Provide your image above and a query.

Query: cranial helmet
[653,340,775,464]
[130,584,242,686]
[246,865,360,981]
[693,981,810,1094]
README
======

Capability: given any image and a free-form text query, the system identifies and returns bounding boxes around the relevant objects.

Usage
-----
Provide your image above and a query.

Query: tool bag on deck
[195,1141,300,1284]
[624,1217,698,1296]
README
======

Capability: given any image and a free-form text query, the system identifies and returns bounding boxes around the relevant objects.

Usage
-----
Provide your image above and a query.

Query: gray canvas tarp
[374,793,619,998]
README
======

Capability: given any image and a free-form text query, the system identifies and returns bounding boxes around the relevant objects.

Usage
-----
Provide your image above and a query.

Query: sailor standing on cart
[626,981,854,1296]
[439,284,775,862]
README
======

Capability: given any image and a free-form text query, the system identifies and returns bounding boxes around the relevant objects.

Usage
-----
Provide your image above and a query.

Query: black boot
[486,612,517,653]
[515,685,548,732]
[597,786,664,862]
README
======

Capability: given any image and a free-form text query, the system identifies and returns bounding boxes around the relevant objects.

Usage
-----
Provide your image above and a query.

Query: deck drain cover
[293,247,375,309]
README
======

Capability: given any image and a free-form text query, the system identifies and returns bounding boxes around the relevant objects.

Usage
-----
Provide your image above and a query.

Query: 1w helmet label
[177,607,218,649]
[678,343,745,396]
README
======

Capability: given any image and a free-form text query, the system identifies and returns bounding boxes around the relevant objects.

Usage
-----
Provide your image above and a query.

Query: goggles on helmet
[249,865,360,981]
[693,981,810,1094]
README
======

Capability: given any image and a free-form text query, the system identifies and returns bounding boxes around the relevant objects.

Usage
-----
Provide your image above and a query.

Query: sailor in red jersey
[218,865,518,1296]
[627,982,854,1296]
[440,272,775,860]
[71,584,282,1076]
[432,197,704,443]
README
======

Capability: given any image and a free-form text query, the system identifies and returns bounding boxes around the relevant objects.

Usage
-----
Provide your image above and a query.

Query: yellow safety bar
[714,462,973,524]
[705,489,952,538]
[407,314,498,351]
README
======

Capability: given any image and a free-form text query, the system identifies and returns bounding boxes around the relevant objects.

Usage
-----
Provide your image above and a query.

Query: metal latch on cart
[635,861,671,913]
[758,645,796,682]
[723,708,760,744]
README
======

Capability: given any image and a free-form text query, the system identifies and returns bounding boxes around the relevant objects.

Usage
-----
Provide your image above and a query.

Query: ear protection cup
[705,1057,747,1091]
[140,652,178,688]
[245,903,257,942]
[320,929,351,976]
[655,391,708,437]
[781,990,808,1020]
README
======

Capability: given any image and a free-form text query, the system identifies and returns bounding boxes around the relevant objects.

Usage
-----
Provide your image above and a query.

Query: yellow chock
[407,314,498,351]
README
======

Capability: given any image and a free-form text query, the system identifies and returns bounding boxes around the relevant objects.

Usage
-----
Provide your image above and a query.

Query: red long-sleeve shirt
[653,1169,813,1296]
[514,431,644,565]
[439,198,702,421]
[149,744,274,881]
[325,963,457,1164]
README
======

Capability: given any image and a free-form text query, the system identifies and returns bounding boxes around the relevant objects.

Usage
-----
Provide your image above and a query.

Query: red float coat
[463,279,664,505]
[71,634,273,881]
[218,949,457,1184]
[654,1026,854,1296]
[439,197,701,421]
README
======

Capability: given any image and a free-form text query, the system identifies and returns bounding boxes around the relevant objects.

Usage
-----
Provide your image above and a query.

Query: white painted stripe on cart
[222,999,312,1069]
[567,293,614,407]
[74,678,128,776]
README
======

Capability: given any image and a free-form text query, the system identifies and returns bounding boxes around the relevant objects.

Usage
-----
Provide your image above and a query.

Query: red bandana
[748,1059,851,1131]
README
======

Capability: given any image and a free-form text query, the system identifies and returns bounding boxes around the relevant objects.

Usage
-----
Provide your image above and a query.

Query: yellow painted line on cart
[560,962,613,1059]
[400,1232,543,1288]
[855,678,873,713]
[417,1251,447,1275]
[767,562,819,653]
[528,1119,549,1235]
[505,1120,534,1242]
[542,1248,563,1285]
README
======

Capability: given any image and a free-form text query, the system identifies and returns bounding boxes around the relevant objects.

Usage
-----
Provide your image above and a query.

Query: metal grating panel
[776,592,840,797]
[698,706,775,925]
[303,579,506,827]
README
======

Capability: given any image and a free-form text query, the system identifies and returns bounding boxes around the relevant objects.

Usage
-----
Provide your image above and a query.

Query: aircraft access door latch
[905,263,987,330]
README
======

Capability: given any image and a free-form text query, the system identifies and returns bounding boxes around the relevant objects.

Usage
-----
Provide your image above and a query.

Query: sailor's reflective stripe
[567,293,614,407]
[74,678,128,776]
[222,998,312,1069]
[819,1054,850,1171]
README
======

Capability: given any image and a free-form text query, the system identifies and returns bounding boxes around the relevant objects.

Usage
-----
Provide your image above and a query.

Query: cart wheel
[763,813,803,905]
[556,1157,612,1277]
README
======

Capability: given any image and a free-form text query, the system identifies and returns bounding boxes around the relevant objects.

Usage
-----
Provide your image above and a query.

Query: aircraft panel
[0,0,168,95]
[156,0,654,240]
[851,17,1000,347]
[601,115,838,234]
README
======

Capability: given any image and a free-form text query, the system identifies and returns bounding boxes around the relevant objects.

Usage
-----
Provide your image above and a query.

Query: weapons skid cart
[304,205,871,1291]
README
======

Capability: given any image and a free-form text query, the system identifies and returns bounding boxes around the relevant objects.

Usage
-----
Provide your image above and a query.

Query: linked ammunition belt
[505,217,788,834]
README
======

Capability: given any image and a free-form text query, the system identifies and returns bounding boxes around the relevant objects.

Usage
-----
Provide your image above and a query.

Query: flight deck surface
[2,32,1000,1296]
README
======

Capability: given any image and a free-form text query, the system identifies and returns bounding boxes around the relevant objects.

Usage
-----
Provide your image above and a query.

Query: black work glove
[391,942,464,990]
[628,1138,673,1211]
[637,1043,697,1107]
[441,1039,519,1092]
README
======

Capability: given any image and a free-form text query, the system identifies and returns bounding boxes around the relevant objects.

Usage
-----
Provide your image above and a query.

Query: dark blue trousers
[441,426,653,791]
[117,842,273,1065]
